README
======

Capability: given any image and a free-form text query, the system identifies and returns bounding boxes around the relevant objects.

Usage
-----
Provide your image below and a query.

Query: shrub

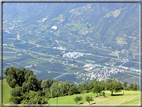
[86,96,94,104]
[102,92,105,97]
[9,79,17,88]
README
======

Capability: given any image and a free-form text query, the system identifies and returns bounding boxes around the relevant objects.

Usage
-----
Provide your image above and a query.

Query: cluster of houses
[120,58,129,63]
[63,52,84,58]
[53,46,66,50]
[74,66,124,82]
[83,64,100,71]
[25,64,37,68]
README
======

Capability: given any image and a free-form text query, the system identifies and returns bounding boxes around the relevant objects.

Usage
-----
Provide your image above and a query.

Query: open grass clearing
[48,90,139,104]
[1,79,12,104]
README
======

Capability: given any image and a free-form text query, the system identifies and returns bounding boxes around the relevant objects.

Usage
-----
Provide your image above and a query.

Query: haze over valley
[2,3,140,86]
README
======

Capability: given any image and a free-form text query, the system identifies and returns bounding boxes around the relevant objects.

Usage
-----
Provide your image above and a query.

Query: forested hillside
[3,67,140,104]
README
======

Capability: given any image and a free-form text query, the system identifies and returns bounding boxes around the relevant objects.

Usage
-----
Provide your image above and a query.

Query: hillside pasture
[1,79,12,104]
[48,91,140,104]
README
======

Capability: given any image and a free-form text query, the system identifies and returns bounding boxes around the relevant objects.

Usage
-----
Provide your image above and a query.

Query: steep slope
[3,3,139,54]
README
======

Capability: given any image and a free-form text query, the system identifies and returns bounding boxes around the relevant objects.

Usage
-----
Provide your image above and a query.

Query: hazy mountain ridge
[3,3,139,54]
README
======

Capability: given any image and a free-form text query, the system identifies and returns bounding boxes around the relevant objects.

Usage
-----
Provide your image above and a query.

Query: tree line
[4,67,139,104]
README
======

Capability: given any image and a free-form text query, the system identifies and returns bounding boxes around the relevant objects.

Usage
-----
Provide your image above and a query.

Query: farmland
[2,40,140,85]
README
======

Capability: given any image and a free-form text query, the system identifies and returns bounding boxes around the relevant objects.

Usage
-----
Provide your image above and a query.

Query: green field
[48,91,140,105]
[1,79,12,104]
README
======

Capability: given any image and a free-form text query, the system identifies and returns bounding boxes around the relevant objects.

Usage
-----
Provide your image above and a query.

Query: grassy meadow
[0,79,12,104]
[48,91,140,105]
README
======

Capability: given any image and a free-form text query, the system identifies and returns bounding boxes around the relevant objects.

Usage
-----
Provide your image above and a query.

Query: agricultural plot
[25,59,46,65]
[114,62,123,66]
[40,62,68,73]
[3,56,14,60]
[123,62,139,69]
[70,67,87,73]
[36,72,61,80]
[14,43,34,50]
[40,62,54,69]
[3,48,16,52]
[108,72,139,84]
[3,38,16,44]
[56,74,77,83]
[116,37,127,44]
[68,60,84,66]
[30,69,42,75]
[50,68,67,73]
[79,55,110,64]
[12,55,35,63]
[31,47,62,55]
[129,55,140,62]
[125,77,139,85]
[119,53,127,58]
[75,47,111,55]
[3,52,15,56]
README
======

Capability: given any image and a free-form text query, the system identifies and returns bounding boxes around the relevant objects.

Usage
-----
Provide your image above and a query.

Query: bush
[10,96,23,104]
[102,92,105,96]
[11,87,22,97]
[22,83,29,93]
[86,96,94,104]
[9,79,17,88]
[68,90,73,95]
[74,96,82,104]
[124,87,130,91]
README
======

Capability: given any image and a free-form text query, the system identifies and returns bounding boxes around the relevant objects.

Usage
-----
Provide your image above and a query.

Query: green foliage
[124,87,130,91]
[74,96,82,104]
[129,83,133,89]
[124,82,128,87]
[41,79,57,91]
[16,69,25,86]
[102,92,105,97]
[105,79,122,96]
[9,78,17,88]
[77,84,84,94]
[4,67,37,90]
[85,85,89,92]
[133,83,137,91]
[11,87,22,97]
[10,96,23,104]
[27,75,39,91]
[21,92,48,104]
[68,86,79,95]
[22,82,29,93]
[68,90,73,95]
[92,84,102,96]
[86,96,94,104]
